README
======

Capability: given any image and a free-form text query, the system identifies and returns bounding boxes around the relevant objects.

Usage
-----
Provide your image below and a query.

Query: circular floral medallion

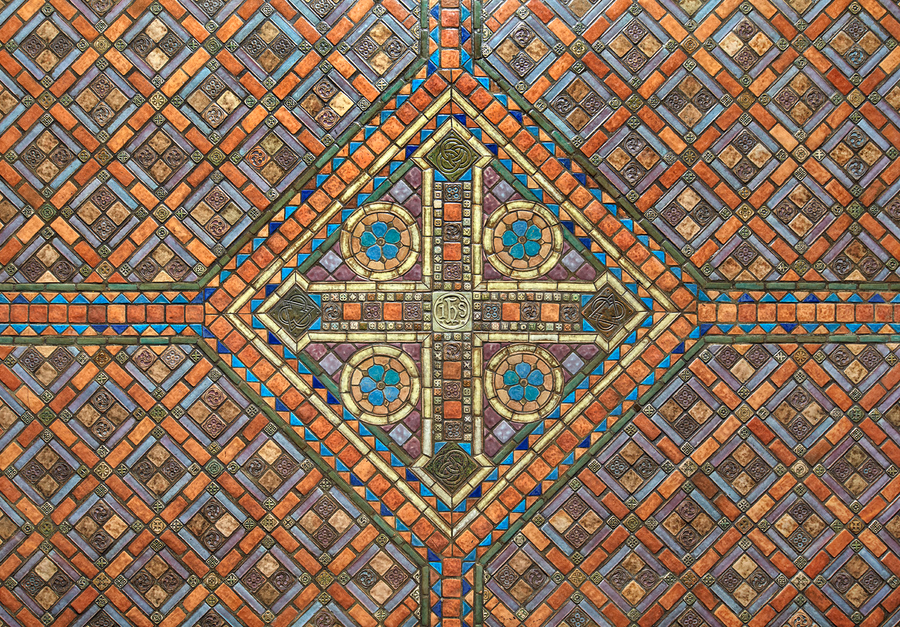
[340,203,420,280]
[340,346,420,425]
[483,201,562,279]
[484,345,563,422]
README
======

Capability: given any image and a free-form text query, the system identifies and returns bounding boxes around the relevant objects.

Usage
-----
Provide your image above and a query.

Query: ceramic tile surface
[0,0,897,625]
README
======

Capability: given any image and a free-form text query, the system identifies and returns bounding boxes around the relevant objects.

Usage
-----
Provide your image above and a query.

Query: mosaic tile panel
[0,0,898,625]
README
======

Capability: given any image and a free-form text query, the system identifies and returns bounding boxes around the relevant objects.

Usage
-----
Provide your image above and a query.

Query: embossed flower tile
[0,0,900,625]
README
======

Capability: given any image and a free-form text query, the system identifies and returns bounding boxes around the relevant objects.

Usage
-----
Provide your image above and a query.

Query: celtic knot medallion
[272,286,320,339]
[425,131,478,181]
[582,287,635,338]
[425,443,478,492]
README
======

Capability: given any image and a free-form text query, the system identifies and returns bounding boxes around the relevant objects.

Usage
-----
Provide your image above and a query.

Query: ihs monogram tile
[0,0,896,626]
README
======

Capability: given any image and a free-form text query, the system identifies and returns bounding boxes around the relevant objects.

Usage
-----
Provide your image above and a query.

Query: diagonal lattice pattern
[0,0,897,625]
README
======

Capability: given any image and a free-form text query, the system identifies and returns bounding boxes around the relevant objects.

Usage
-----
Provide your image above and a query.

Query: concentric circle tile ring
[483,201,563,279]
[484,344,563,423]
[340,346,420,425]
[340,202,420,281]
